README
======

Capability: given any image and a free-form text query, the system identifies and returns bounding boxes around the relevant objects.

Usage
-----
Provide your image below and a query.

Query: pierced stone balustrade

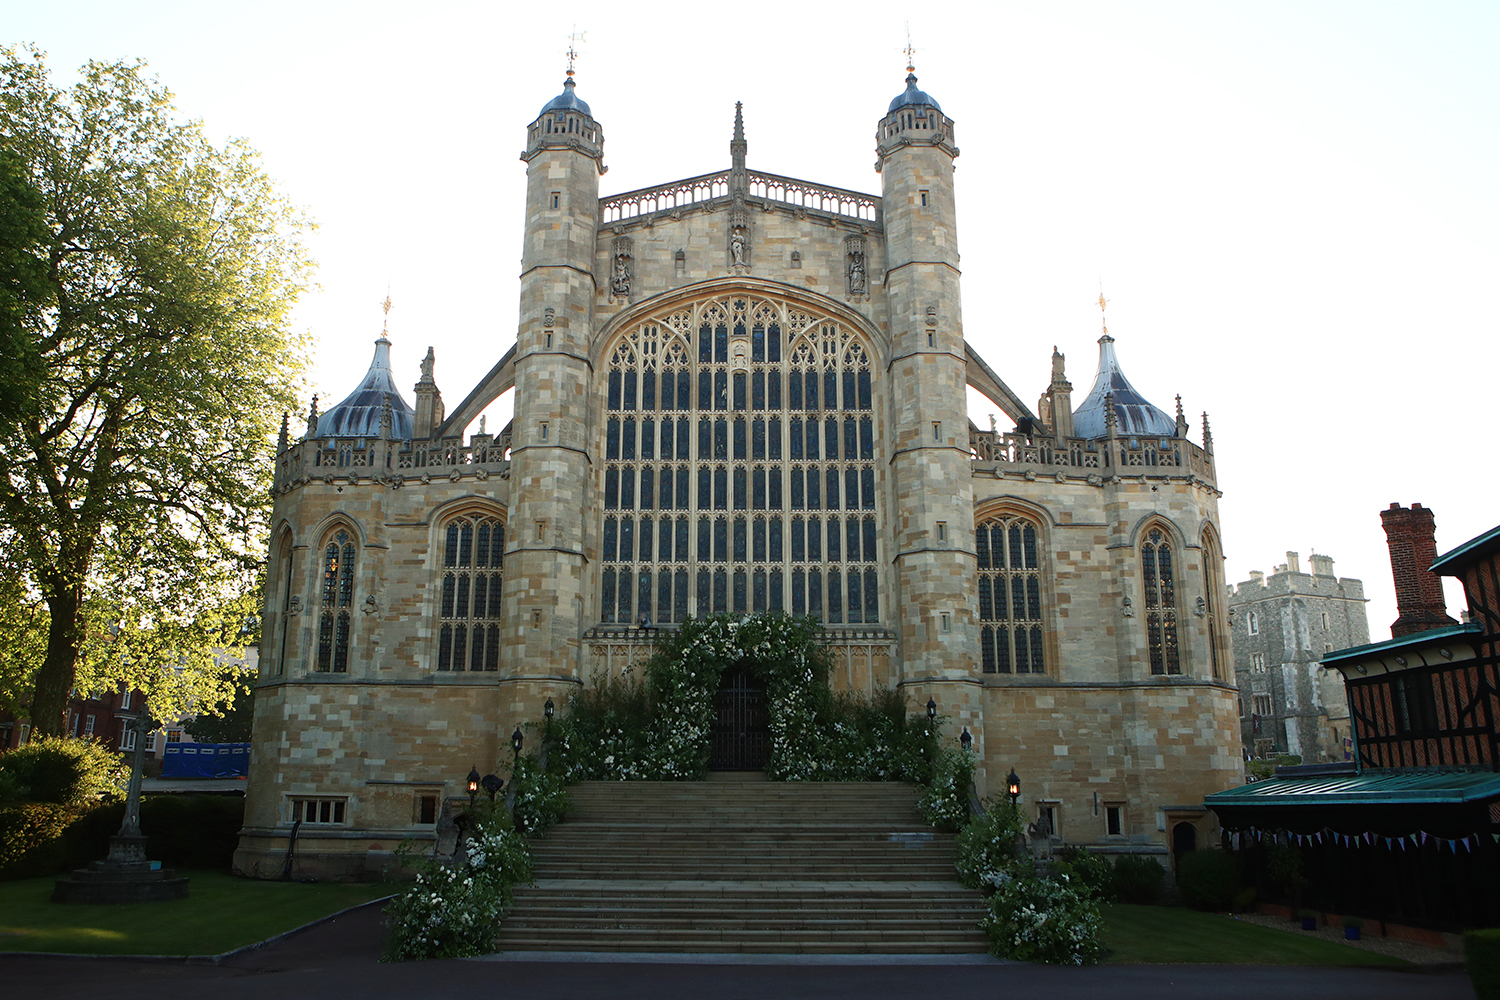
[969,428,1216,487]
[600,169,881,227]
[273,432,512,494]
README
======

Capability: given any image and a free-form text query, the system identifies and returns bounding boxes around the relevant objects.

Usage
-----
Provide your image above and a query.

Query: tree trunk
[30,587,82,737]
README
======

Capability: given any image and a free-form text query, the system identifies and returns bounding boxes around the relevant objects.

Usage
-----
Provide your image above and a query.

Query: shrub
[1110,854,1166,904]
[1054,846,1113,902]
[0,801,94,879]
[954,799,1029,890]
[510,754,570,834]
[0,736,127,805]
[1466,929,1500,1000]
[1266,842,1306,899]
[917,745,975,832]
[981,874,1102,965]
[1176,849,1238,911]
[382,802,534,961]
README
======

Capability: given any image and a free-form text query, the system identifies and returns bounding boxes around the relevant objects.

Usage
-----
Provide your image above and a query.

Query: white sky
[10,0,1497,637]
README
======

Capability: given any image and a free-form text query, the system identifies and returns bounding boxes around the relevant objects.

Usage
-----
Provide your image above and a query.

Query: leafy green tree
[183,666,256,743]
[0,47,312,735]
[0,146,50,425]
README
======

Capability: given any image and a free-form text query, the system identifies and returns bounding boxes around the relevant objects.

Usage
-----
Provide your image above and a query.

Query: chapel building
[235,68,1243,878]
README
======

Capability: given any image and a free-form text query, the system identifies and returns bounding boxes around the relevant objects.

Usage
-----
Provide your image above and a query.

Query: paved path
[0,902,1475,1000]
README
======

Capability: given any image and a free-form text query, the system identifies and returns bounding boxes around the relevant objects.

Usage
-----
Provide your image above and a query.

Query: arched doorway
[711,664,769,771]
[1173,821,1197,867]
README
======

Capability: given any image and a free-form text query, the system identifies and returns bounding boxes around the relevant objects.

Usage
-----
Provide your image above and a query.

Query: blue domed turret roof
[888,72,942,114]
[316,335,415,440]
[540,76,592,117]
[1071,335,1179,439]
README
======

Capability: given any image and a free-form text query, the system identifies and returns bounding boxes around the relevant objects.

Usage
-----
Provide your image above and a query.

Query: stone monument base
[51,834,190,904]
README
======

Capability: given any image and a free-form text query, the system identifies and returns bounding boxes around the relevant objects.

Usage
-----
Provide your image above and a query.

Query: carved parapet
[272,433,513,495]
[600,169,881,228]
[969,428,1216,489]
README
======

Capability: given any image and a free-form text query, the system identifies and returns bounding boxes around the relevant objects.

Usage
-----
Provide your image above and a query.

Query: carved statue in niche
[844,234,867,295]
[611,235,633,297]
[730,228,747,267]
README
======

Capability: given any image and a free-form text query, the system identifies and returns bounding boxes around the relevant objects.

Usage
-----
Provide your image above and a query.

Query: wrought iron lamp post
[1007,769,1021,807]
[926,697,937,721]
[467,766,481,809]
[481,773,503,802]
[960,728,972,752]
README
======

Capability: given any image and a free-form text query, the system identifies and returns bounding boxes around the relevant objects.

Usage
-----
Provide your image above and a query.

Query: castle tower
[501,73,606,721]
[875,69,982,758]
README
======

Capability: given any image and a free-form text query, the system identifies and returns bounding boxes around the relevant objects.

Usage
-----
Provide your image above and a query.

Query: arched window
[601,296,878,625]
[316,529,355,673]
[437,514,505,671]
[976,514,1045,674]
[271,531,293,676]
[1201,529,1230,682]
[1142,527,1181,675]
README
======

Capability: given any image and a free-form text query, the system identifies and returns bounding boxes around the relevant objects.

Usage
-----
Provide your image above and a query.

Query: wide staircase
[494,776,989,954]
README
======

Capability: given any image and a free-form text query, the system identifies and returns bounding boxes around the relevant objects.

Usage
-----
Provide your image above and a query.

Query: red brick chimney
[1381,502,1459,638]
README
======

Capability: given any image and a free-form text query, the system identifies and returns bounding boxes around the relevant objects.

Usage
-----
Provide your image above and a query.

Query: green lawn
[1100,904,1408,966]
[0,870,398,956]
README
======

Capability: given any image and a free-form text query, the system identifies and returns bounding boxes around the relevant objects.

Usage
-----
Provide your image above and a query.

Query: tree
[184,665,256,744]
[0,47,312,735]
[0,146,51,424]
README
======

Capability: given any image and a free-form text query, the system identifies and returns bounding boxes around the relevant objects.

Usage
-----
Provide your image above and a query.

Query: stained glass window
[976,515,1045,674]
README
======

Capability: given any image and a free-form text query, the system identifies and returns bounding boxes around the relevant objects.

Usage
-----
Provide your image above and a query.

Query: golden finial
[566,26,586,79]
[381,288,393,336]
[1097,284,1109,336]
[904,23,917,73]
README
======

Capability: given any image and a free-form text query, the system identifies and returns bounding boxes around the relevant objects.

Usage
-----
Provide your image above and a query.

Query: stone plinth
[52,837,191,904]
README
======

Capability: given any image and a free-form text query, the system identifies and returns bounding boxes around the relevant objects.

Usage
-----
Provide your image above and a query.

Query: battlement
[600,169,881,228]
[272,432,511,495]
[969,427,1216,487]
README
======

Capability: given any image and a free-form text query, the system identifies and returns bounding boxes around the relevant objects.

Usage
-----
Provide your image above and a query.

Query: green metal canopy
[1207,770,1500,809]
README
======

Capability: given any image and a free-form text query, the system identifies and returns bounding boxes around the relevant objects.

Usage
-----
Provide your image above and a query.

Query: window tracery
[1142,526,1181,675]
[316,529,355,673]
[436,514,505,671]
[976,514,1045,674]
[601,296,879,624]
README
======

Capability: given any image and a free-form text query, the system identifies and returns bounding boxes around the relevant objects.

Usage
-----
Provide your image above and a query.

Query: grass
[0,870,399,956]
[1100,904,1409,966]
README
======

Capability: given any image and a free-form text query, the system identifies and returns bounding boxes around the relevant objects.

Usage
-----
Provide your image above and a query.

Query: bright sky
[10,0,1497,637]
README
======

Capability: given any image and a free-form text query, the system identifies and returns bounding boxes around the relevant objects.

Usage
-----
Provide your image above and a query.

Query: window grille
[317,529,355,672]
[437,515,505,671]
[976,514,1045,674]
[1142,527,1181,675]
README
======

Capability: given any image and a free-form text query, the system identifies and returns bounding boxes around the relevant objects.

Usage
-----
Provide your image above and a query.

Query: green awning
[1207,770,1500,809]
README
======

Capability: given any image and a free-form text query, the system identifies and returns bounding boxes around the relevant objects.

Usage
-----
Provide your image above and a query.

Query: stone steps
[495,780,988,955]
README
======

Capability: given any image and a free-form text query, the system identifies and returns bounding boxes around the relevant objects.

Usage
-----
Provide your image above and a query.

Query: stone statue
[420,347,435,380]
[847,252,866,294]
[730,229,746,266]
[612,254,631,296]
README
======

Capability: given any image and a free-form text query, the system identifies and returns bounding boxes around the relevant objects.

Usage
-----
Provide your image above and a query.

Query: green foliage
[1109,854,1166,905]
[56,794,245,872]
[1265,842,1306,897]
[0,146,49,430]
[0,46,312,734]
[1055,846,1114,902]
[382,804,533,961]
[1465,929,1500,1000]
[548,670,654,781]
[1176,849,1239,911]
[510,753,570,834]
[1247,754,1303,781]
[0,736,127,805]
[982,873,1102,965]
[917,745,975,832]
[954,799,1030,890]
[0,801,97,879]
[184,667,256,744]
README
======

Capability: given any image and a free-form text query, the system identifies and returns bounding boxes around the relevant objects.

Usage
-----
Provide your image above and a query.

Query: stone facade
[1228,552,1370,762]
[235,70,1243,879]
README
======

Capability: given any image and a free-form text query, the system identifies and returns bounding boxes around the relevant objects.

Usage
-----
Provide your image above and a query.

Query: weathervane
[904,23,917,73]
[1097,285,1109,336]
[381,287,393,336]
[566,26,586,79]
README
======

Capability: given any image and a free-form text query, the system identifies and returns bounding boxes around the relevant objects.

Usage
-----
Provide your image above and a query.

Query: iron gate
[711,666,769,770]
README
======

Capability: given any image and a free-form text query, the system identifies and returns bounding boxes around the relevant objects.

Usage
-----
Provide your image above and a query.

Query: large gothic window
[976,515,1045,674]
[437,514,505,671]
[317,529,355,673]
[1142,527,1181,675]
[600,296,879,625]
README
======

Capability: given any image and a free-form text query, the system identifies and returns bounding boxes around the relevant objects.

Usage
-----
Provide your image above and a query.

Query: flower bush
[382,802,533,961]
[954,798,1029,890]
[917,745,975,831]
[1053,846,1114,902]
[981,872,1102,965]
[510,752,571,834]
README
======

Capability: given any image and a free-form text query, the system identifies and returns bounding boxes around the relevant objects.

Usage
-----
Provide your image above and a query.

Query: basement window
[290,797,348,825]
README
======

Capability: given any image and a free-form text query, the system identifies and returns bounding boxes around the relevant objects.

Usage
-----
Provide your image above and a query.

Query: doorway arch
[710,664,769,771]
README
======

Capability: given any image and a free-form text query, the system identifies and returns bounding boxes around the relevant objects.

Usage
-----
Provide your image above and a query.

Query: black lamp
[926,697,937,721]
[544,697,555,719]
[511,726,524,755]
[960,728,972,752]
[481,773,503,802]
[1006,768,1021,807]
[466,765,481,807]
